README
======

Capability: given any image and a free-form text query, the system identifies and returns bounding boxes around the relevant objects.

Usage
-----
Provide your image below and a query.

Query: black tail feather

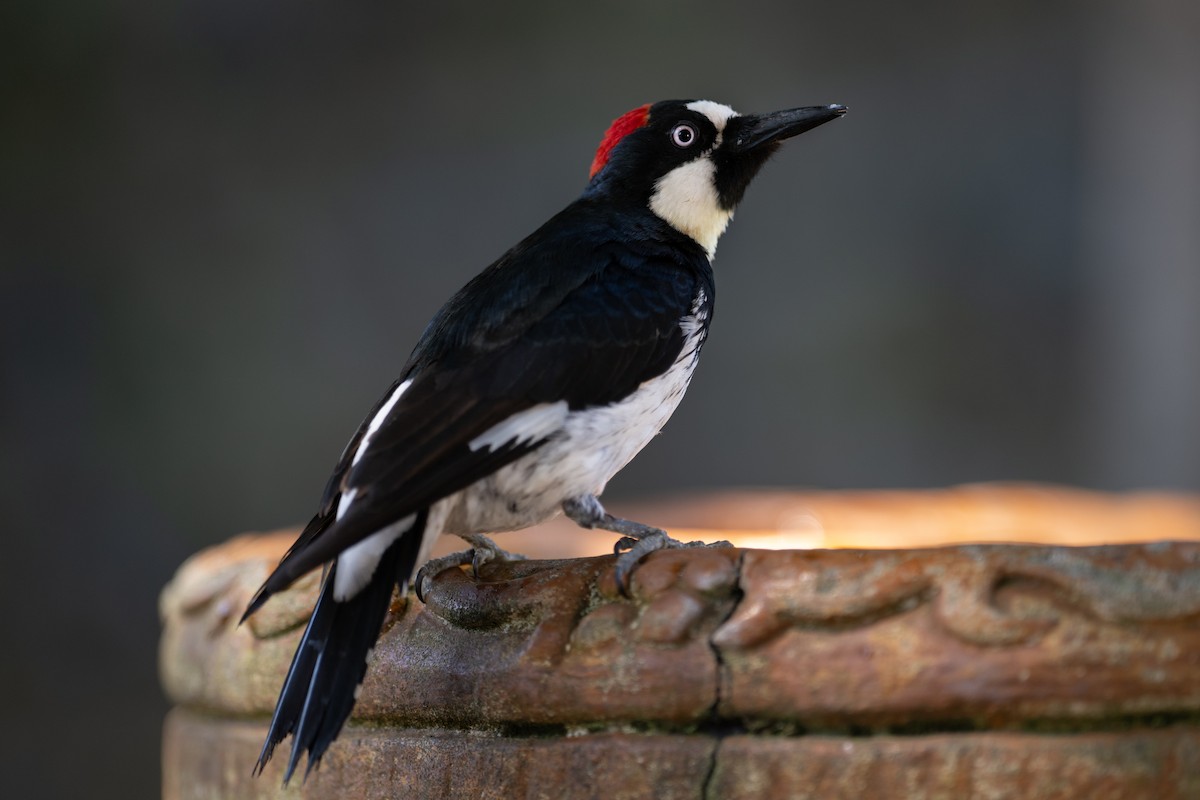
[253,508,428,785]
[252,562,336,777]
[240,511,334,625]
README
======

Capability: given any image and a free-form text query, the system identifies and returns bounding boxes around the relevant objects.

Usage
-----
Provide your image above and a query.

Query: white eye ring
[671,123,697,148]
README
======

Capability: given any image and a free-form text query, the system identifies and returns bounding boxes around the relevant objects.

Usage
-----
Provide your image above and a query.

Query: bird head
[587,99,846,256]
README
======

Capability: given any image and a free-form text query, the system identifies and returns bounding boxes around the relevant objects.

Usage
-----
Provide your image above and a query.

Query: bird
[242,98,846,783]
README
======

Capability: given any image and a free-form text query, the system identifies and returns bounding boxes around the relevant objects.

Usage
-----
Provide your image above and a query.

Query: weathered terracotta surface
[160,544,739,726]
[164,709,1200,800]
[708,730,1200,799]
[160,535,1200,727]
[160,487,1200,799]
[164,709,716,800]
[718,544,1200,726]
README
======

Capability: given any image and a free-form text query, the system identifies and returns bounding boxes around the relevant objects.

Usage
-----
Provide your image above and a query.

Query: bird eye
[671,123,697,148]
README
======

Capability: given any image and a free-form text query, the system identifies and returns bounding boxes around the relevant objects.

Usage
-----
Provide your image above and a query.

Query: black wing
[247,204,713,609]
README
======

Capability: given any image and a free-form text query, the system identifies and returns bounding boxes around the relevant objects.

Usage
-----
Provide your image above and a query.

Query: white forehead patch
[685,100,738,133]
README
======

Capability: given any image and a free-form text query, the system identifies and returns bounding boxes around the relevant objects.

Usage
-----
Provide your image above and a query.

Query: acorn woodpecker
[243,99,846,782]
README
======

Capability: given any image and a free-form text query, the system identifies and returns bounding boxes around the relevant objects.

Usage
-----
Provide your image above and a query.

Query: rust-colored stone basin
[160,485,1200,799]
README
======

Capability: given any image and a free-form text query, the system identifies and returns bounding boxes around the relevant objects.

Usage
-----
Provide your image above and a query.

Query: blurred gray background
[2,1,1197,797]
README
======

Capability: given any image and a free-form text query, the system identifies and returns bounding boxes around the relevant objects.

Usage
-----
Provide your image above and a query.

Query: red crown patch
[589,104,651,179]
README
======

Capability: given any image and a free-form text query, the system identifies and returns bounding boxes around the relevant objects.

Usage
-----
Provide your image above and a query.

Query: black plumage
[242,99,844,784]
[245,204,713,618]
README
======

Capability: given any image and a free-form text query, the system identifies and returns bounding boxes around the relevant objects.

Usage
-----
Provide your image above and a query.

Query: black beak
[712,103,847,210]
[727,104,847,153]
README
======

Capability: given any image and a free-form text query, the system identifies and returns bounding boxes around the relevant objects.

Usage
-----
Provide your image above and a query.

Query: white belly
[443,326,705,535]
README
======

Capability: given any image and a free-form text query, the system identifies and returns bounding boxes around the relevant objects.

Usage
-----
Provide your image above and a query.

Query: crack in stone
[701,548,747,799]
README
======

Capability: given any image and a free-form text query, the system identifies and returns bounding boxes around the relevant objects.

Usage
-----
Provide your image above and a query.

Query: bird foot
[414,534,525,602]
[562,494,731,597]
[612,531,733,597]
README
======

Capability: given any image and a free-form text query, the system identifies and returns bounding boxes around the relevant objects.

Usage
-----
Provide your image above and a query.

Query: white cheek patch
[649,158,733,259]
[469,401,568,452]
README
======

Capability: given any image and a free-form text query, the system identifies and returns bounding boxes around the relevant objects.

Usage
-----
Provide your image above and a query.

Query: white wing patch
[332,514,416,600]
[335,379,413,522]
[336,487,358,520]
[649,158,733,259]
[469,401,568,452]
[351,379,413,467]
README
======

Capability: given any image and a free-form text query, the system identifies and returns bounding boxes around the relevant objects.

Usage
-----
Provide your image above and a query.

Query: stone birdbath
[160,484,1200,799]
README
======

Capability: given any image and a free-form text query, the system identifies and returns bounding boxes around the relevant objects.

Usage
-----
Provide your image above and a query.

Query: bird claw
[414,535,527,603]
[414,551,471,603]
[470,540,526,576]
[612,536,638,555]
[612,532,733,597]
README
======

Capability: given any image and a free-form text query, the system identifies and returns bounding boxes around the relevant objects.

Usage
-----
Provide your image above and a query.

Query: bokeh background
[3,1,1197,797]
